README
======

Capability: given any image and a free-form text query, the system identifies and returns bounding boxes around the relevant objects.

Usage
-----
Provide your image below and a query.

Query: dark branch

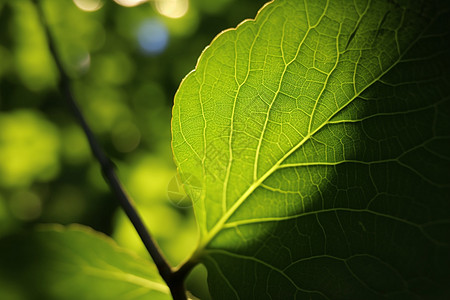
[32,1,188,299]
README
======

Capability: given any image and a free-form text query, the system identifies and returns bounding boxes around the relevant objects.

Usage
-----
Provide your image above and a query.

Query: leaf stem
[32,1,190,299]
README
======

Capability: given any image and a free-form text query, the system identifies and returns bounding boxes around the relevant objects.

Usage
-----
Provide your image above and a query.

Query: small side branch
[32,1,189,299]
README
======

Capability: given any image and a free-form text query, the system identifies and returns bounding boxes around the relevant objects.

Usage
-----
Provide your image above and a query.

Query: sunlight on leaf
[172,0,450,298]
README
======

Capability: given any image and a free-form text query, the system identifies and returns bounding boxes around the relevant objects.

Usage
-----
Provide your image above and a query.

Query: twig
[32,1,187,299]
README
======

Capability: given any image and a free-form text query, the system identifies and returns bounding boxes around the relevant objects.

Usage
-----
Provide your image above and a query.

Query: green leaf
[172,0,450,298]
[0,224,170,300]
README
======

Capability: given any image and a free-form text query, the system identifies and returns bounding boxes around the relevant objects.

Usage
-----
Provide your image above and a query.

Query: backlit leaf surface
[172,0,450,298]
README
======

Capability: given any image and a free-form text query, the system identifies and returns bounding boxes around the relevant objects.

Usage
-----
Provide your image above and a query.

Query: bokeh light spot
[137,19,169,54]
[155,0,189,19]
[114,0,147,7]
[163,5,199,37]
[73,0,103,12]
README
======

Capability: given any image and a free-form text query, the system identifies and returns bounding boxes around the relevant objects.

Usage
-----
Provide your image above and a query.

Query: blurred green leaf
[173,0,450,298]
[9,0,57,91]
[0,110,60,187]
[0,224,171,300]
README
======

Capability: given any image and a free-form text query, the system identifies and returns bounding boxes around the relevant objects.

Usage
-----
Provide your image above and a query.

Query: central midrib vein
[201,130,313,250]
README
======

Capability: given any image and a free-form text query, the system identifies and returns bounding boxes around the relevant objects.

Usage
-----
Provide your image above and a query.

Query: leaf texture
[172,0,450,298]
[0,225,170,300]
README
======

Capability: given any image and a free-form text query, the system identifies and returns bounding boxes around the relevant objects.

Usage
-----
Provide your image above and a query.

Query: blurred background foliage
[0,0,266,298]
